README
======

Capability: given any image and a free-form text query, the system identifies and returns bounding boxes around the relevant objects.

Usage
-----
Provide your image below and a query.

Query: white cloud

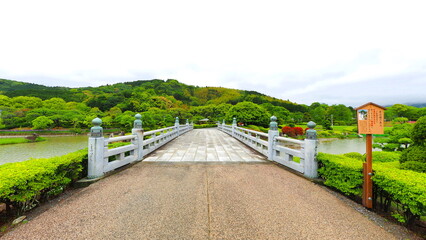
[1,0,426,106]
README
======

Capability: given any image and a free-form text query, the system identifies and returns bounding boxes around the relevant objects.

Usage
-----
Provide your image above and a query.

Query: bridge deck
[144,129,266,162]
[3,129,408,239]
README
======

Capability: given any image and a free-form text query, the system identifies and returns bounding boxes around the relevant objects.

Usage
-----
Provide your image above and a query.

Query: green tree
[32,116,54,129]
[400,116,426,172]
[0,95,12,107]
[11,96,43,109]
[392,117,409,124]
[373,123,413,151]
[42,97,67,110]
[410,116,426,146]
[225,102,270,127]
[310,105,327,124]
[328,104,353,125]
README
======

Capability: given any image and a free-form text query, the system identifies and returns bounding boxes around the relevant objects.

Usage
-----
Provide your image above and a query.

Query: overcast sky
[1,0,425,107]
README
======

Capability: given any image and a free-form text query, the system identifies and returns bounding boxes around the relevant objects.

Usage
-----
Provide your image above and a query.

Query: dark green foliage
[400,146,426,163]
[0,79,82,102]
[322,119,333,130]
[0,150,87,213]
[400,161,426,173]
[411,116,426,146]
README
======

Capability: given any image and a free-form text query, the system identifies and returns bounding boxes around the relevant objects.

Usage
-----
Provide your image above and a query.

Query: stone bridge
[3,116,403,239]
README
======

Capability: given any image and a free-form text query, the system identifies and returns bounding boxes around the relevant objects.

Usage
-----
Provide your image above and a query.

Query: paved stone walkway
[144,129,265,162]
[3,129,411,239]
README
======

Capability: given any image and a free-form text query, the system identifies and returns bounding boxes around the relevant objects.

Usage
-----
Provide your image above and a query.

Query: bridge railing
[88,115,193,179]
[234,126,269,156]
[218,117,318,178]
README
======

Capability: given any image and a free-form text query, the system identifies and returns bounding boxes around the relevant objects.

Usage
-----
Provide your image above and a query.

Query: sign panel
[356,102,386,135]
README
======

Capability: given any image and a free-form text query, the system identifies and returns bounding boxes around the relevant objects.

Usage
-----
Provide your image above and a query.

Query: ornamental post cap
[92,117,102,126]
[307,121,316,129]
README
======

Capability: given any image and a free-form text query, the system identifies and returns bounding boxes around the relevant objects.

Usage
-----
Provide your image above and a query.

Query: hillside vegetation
[0,78,425,131]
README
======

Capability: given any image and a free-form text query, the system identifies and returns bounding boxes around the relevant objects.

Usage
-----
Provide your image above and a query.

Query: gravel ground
[3,162,420,240]
[2,129,421,239]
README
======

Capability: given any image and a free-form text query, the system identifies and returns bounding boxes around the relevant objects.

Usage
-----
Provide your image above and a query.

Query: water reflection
[318,137,380,154]
[0,135,88,165]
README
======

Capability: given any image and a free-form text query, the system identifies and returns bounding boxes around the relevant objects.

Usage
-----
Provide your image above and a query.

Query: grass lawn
[0,137,46,145]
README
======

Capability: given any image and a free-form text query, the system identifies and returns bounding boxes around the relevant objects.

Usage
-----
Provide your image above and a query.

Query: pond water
[0,135,88,165]
[317,137,381,154]
[0,135,379,165]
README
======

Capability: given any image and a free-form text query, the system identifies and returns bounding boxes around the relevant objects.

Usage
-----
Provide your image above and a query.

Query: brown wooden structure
[355,102,386,208]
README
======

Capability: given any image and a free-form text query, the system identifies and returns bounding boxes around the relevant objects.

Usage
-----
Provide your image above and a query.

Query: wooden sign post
[355,102,386,209]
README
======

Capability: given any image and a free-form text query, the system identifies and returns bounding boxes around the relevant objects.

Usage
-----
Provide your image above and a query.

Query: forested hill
[0,79,77,101]
[0,78,424,130]
[0,78,306,112]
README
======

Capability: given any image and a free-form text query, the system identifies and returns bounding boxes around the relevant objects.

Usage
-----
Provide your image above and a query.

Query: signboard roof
[355,102,387,111]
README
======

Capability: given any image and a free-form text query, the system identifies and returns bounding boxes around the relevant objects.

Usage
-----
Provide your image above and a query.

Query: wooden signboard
[355,102,386,135]
[355,102,386,208]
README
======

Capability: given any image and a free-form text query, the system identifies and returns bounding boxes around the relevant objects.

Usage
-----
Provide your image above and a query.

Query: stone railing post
[232,117,237,137]
[304,121,318,178]
[175,117,180,135]
[268,116,279,161]
[132,113,144,162]
[88,117,104,179]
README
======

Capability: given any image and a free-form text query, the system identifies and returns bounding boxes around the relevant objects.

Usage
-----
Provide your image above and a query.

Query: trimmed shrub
[400,161,426,173]
[400,145,426,163]
[0,149,87,213]
[317,152,363,196]
[282,126,295,137]
[293,127,304,136]
[373,163,426,220]
[372,151,401,162]
[318,151,426,224]
[342,152,400,162]
[342,152,364,161]
[193,124,217,129]
[281,126,304,138]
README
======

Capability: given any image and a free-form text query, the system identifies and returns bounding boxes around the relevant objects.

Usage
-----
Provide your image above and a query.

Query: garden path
[3,129,406,239]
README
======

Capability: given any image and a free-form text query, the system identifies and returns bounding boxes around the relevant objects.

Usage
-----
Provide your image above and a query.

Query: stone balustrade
[218,117,318,178]
[88,115,193,179]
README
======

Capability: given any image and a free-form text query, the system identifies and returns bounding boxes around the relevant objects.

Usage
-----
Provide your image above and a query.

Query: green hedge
[342,152,364,161]
[400,161,426,173]
[373,162,426,217]
[193,124,217,129]
[318,152,426,223]
[317,153,363,196]
[0,149,87,213]
[372,151,401,162]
